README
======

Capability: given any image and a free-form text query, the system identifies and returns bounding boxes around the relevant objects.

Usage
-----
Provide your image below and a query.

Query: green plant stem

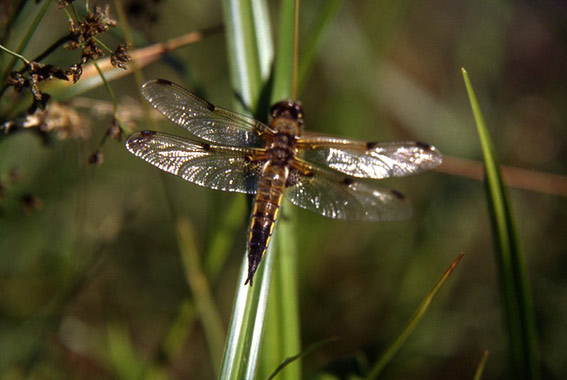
[94,37,114,55]
[0,43,31,65]
[93,60,118,113]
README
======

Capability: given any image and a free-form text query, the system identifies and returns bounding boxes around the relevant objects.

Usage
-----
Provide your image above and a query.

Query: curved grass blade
[462,68,540,380]
[473,350,490,380]
[365,253,464,379]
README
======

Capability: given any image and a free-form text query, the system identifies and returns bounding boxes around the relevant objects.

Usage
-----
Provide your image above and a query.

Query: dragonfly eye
[270,100,304,122]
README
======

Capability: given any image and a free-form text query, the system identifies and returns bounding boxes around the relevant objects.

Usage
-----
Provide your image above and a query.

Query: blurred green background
[0,0,565,379]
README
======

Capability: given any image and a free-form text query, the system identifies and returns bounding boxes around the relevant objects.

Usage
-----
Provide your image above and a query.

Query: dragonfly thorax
[268,132,297,164]
[268,101,303,164]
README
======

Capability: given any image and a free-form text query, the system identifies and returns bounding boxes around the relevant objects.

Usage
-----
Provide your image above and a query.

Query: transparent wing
[285,160,411,221]
[141,79,274,147]
[126,131,264,194]
[297,136,442,179]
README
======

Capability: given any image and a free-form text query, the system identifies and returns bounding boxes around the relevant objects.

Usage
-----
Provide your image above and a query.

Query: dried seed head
[5,72,29,92]
[65,64,83,83]
[81,39,103,61]
[110,43,132,69]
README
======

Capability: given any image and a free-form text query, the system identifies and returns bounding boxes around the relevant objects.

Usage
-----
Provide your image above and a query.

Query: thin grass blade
[462,68,540,380]
[365,253,464,379]
[473,350,490,380]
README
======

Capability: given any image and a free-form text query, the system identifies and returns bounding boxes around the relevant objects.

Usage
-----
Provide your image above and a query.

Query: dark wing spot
[206,101,215,111]
[140,130,156,138]
[155,78,173,86]
[341,177,354,186]
[391,189,406,200]
[366,141,378,150]
[416,141,433,151]
[200,142,211,151]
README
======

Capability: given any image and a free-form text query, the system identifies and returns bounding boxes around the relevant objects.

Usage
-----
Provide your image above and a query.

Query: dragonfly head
[270,100,304,128]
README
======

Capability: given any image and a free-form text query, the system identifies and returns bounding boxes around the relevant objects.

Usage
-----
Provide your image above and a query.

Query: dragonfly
[126,79,442,285]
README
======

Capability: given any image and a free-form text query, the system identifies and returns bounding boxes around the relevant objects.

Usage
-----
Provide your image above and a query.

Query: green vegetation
[1,1,565,379]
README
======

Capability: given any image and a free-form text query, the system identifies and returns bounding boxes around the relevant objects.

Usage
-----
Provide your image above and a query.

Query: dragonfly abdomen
[245,162,288,285]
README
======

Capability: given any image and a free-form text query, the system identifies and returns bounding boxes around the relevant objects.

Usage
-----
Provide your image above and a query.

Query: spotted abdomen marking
[245,162,289,285]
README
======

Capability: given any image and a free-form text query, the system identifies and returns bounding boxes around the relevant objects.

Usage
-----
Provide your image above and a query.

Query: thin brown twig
[436,155,567,197]
[67,24,224,81]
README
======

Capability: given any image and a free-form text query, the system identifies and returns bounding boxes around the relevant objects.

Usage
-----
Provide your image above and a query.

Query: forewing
[297,136,442,179]
[141,79,273,147]
[285,161,411,221]
[126,131,264,194]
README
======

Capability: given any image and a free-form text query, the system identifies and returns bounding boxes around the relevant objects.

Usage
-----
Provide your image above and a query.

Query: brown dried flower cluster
[5,62,69,112]
[4,2,131,113]
[64,5,129,82]
[21,102,91,140]
[110,43,132,69]
[3,2,132,168]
